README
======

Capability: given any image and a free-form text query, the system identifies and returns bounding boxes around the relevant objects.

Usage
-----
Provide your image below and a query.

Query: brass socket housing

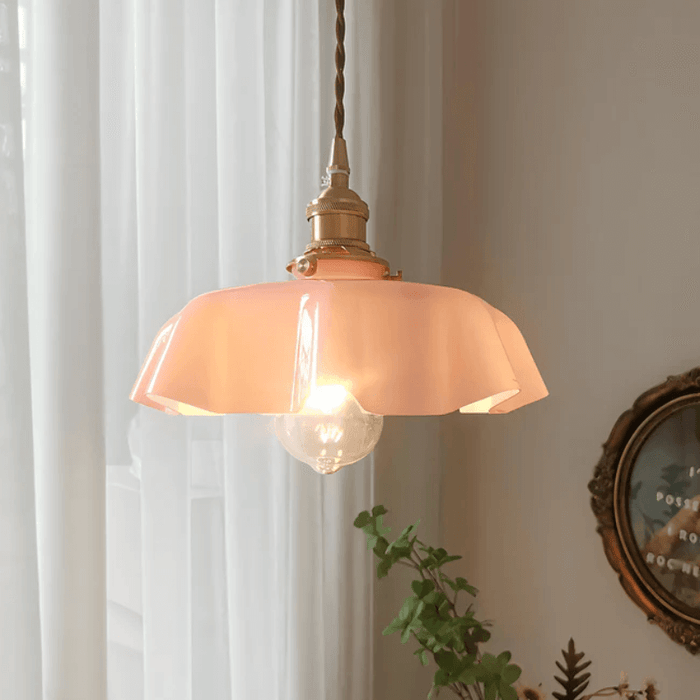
[287,137,400,281]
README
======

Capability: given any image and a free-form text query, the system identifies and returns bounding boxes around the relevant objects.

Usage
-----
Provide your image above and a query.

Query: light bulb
[275,385,383,474]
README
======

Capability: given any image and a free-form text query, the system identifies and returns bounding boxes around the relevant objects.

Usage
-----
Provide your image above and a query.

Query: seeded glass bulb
[275,385,383,474]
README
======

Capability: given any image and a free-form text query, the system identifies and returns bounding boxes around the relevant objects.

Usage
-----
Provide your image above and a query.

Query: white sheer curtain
[0,1,43,698]
[5,0,445,698]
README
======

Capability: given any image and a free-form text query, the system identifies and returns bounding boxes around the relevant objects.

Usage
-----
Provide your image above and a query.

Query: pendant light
[130,0,548,474]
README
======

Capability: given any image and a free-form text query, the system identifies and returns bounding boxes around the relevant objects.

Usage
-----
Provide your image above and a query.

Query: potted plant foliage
[355,507,661,700]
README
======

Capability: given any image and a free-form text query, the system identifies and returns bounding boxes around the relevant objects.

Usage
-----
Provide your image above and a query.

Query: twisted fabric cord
[334,0,345,139]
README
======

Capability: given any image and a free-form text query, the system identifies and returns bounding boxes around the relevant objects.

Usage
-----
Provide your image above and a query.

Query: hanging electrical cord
[334,0,345,140]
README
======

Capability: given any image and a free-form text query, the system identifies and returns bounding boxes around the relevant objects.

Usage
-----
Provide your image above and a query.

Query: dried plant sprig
[579,671,659,700]
[553,639,591,700]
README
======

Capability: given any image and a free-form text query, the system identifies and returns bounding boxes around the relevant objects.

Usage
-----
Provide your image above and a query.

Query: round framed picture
[590,367,700,654]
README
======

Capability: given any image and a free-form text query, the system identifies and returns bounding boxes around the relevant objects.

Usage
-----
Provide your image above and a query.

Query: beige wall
[442,0,700,696]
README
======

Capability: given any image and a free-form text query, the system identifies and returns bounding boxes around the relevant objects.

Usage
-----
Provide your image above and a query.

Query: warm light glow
[316,423,345,444]
[459,389,520,414]
[275,386,383,474]
[302,385,349,414]
[175,403,222,417]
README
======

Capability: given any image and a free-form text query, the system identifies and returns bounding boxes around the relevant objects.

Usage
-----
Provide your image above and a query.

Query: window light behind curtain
[5,0,445,699]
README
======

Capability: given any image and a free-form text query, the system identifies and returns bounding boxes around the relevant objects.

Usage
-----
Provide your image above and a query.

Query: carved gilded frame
[589,366,700,654]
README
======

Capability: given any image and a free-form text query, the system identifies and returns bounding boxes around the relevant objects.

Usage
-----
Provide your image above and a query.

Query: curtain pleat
[0,2,43,698]
[133,1,193,698]
[24,0,107,697]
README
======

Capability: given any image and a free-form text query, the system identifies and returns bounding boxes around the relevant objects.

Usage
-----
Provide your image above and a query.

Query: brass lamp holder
[287,137,402,281]
[287,0,400,282]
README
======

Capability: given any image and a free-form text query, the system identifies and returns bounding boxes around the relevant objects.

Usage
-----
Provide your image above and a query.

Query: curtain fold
[9,1,446,698]
[0,2,43,698]
[23,0,107,698]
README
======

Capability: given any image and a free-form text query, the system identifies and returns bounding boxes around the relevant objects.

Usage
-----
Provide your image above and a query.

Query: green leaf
[411,580,436,599]
[413,648,430,666]
[400,625,412,644]
[433,669,451,687]
[374,515,391,537]
[386,542,413,558]
[481,653,498,670]
[438,599,451,618]
[498,683,518,700]
[497,651,511,665]
[398,597,418,621]
[441,575,478,595]
[373,537,389,557]
[422,615,447,636]
[501,663,521,685]
[377,558,392,579]
[434,650,460,674]
[455,577,478,596]
[399,521,420,538]
[423,590,445,606]
[411,601,426,623]
[382,617,405,635]
[439,555,462,564]
[476,627,491,643]
[372,505,388,517]
[386,521,418,558]
[353,511,371,528]
[420,603,438,620]
[484,683,497,700]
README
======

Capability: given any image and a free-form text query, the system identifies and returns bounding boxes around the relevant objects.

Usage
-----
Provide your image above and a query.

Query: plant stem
[581,688,635,699]
[457,681,475,700]
[410,544,459,615]
[410,632,470,700]
[395,559,416,570]
[410,545,445,594]
[450,683,469,699]
[410,554,429,581]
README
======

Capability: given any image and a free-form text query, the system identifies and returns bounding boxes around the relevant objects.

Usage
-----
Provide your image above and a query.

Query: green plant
[354,505,521,700]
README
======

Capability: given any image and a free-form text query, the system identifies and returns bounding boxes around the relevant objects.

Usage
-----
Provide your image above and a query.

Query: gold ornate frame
[589,366,700,654]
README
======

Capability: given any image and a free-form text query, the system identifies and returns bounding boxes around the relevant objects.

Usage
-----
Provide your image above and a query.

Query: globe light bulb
[274,385,383,474]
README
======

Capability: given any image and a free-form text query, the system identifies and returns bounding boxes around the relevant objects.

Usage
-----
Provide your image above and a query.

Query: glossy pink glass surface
[130,280,548,416]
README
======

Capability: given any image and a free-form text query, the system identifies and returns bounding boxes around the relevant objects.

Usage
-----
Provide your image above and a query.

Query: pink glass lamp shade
[130,0,549,473]
[131,76,547,472]
[131,279,547,423]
